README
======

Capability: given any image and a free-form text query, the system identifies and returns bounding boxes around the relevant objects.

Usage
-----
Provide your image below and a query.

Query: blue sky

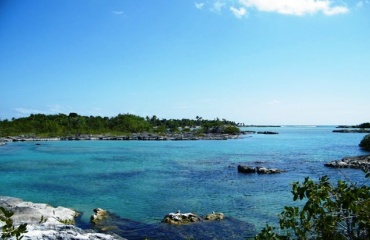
[1,0,369,125]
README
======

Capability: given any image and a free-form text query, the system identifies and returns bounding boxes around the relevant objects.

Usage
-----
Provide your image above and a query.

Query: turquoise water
[0,126,368,238]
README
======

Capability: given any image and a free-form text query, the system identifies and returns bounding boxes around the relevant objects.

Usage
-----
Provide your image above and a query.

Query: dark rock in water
[237,165,256,173]
[324,155,370,169]
[204,211,225,221]
[333,129,370,133]
[92,210,256,240]
[257,131,279,134]
[238,165,286,174]
[162,211,201,225]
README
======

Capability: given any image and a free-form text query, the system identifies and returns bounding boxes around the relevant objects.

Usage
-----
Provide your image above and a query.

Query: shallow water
[0,126,368,239]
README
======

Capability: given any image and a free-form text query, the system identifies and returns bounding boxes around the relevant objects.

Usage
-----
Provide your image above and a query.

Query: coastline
[0,132,252,142]
[0,196,125,240]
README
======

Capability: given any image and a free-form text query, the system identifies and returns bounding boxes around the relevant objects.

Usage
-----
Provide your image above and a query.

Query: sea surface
[0,126,369,239]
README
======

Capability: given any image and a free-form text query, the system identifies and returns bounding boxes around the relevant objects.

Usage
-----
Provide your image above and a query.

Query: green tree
[359,134,370,151]
[255,174,370,240]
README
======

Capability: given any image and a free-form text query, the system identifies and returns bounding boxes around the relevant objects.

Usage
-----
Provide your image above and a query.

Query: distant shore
[0,132,254,142]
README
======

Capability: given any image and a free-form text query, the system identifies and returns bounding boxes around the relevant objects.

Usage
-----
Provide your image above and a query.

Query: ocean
[0,126,368,239]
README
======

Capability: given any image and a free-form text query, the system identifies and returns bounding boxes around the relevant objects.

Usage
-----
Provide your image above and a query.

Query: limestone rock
[162,211,201,225]
[91,208,108,224]
[0,196,125,240]
[256,167,285,174]
[204,212,225,221]
[324,155,370,169]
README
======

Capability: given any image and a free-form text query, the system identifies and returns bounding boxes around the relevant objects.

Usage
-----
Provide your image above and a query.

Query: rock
[91,208,108,224]
[256,167,285,174]
[204,212,225,221]
[256,131,279,134]
[162,211,201,225]
[238,165,285,174]
[237,165,256,173]
[0,196,125,240]
[324,155,370,169]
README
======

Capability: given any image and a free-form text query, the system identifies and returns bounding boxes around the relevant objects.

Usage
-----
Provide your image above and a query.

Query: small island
[0,113,248,142]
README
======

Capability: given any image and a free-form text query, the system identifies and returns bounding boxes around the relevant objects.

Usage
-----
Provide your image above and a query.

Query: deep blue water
[0,126,368,239]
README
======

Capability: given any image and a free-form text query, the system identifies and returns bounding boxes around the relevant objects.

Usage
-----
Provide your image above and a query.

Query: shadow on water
[77,211,256,240]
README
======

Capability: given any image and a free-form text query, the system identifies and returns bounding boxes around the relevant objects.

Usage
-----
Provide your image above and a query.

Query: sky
[1,0,370,125]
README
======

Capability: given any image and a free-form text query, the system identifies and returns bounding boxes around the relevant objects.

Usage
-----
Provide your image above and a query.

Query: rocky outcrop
[162,211,226,225]
[256,167,285,174]
[204,212,225,221]
[1,132,242,142]
[237,165,256,173]
[324,155,370,169]
[0,196,125,240]
[256,131,279,134]
[237,165,286,174]
[162,211,201,225]
[91,208,108,224]
[333,130,370,133]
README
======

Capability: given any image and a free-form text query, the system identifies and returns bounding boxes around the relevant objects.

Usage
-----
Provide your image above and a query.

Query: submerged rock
[324,155,370,169]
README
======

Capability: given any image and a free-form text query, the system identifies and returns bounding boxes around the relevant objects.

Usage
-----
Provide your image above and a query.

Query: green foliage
[255,175,370,240]
[359,134,370,151]
[358,123,370,129]
[223,126,241,135]
[0,207,27,240]
[0,113,239,137]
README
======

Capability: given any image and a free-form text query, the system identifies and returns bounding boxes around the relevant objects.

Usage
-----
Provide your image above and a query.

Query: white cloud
[239,0,349,16]
[112,11,124,15]
[230,6,247,18]
[195,2,205,9]
[14,108,45,116]
[47,104,73,114]
[211,1,226,12]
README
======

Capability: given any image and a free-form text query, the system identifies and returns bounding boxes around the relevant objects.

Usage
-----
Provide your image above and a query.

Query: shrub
[359,134,370,151]
[255,174,370,240]
[0,207,27,240]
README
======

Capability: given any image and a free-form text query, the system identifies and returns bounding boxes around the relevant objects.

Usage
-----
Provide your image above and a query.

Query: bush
[0,207,27,240]
[255,174,370,240]
[359,134,370,151]
[223,126,240,135]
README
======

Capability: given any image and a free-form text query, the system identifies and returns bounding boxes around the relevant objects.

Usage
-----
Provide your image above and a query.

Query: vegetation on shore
[0,113,240,137]
[255,136,370,240]
[359,134,370,151]
[255,172,370,240]
[336,122,370,129]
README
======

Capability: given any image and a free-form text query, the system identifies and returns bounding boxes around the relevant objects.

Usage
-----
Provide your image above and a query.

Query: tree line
[0,113,240,137]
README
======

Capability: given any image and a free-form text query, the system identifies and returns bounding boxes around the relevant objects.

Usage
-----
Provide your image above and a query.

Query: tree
[359,134,370,151]
[255,173,370,240]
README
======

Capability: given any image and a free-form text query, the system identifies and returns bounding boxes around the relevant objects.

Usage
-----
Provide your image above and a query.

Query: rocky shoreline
[333,129,370,133]
[1,197,256,240]
[0,132,248,142]
[0,196,125,240]
[0,130,281,143]
[324,155,370,169]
